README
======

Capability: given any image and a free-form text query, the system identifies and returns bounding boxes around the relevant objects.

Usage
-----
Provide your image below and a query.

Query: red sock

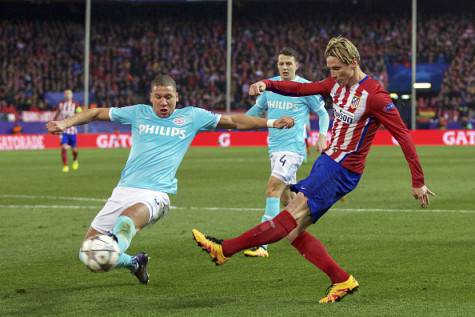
[291,231,349,284]
[61,148,68,165]
[222,210,297,257]
[72,149,78,161]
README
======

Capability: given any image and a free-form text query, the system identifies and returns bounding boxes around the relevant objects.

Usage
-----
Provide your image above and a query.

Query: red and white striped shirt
[57,100,79,134]
[263,76,424,187]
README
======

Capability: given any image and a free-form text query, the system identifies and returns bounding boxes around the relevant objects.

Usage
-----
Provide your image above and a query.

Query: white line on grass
[0,204,474,214]
[1,194,474,214]
[0,204,99,209]
[0,194,106,202]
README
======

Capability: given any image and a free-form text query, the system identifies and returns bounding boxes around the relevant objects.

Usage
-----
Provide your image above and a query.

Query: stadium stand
[0,1,473,128]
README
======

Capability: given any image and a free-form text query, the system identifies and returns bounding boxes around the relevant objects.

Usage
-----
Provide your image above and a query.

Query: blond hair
[324,36,360,65]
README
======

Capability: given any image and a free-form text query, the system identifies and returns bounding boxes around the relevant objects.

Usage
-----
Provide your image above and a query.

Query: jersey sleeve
[263,77,334,97]
[192,107,221,131]
[368,92,425,187]
[246,93,267,117]
[305,94,329,134]
[109,105,139,125]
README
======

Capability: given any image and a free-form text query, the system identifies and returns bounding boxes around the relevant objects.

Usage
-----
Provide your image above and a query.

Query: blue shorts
[290,154,361,223]
[60,133,77,147]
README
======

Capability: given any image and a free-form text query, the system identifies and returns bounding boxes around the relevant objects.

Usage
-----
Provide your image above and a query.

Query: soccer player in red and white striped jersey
[54,89,82,172]
[192,36,435,304]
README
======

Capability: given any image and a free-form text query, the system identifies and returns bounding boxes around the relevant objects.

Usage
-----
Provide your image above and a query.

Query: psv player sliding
[192,36,435,304]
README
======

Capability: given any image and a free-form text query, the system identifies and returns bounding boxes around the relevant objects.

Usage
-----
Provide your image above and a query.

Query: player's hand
[274,116,294,129]
[249,81,267,96]
[46,121,67,134]
[412,185,436,208]
[316,133,327,153]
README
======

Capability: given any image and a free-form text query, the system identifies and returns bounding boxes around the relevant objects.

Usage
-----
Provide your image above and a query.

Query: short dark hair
[151,74,176,91]
[279,47,299,62]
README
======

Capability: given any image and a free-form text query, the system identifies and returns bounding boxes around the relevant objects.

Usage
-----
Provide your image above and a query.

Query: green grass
[0,146,474,316]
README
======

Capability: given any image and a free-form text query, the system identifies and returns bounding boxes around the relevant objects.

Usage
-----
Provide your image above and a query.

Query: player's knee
[286,229,300,243]
[280,194,291,207]
[266,188,278,197]
[266,184,284,197]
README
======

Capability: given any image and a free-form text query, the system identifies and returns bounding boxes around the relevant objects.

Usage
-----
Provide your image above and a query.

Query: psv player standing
[192,36,435,304]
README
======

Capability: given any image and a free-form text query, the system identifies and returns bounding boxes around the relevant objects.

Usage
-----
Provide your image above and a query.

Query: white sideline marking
[0,204,474,214]
[0,194,106,203]
[1,194,473,214]
[0,205,99,209]
[172,206,475,214]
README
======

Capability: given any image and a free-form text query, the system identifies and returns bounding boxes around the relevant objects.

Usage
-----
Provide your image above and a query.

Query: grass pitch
[0,146,474,316]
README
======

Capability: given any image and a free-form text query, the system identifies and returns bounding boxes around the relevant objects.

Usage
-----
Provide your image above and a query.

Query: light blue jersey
[110,104,220,194]
[246,76,329,156]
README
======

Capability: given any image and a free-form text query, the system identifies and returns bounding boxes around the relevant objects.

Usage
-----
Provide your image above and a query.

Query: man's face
[277,55,298,81]
[150,85,178,118]
[64,90,73,101]
[326,56,357,86]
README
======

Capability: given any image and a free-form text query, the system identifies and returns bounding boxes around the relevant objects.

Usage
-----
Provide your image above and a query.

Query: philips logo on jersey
[138,124,186,139]
[267,100,296,111]
[334,108,355,124]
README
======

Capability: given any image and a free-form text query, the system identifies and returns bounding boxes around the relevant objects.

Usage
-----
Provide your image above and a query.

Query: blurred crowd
[0,3,473,129]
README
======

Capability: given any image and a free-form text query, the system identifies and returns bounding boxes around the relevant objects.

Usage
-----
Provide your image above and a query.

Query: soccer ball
[80,235,120,272]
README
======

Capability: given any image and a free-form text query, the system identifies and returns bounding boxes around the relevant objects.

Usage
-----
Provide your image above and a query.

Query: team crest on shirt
[350,95,360,110]
[173,117,186,126]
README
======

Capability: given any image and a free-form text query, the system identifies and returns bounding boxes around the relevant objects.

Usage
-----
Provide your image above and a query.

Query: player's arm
[246,93,267,118]
[246,104,265,118]
[369,93,435,207]
[308,95,330,153]
[53,104,60,121]
[46,108,110,134]
[249,77,334,97]
[315,107,330,152]
[216,114,294,130]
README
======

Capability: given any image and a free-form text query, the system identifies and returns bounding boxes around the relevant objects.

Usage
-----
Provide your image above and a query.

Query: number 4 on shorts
[280,155,287,167]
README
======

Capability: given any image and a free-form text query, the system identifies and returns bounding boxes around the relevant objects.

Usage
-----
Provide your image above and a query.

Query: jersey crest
[173,117,186,126]
[350,95,361,110]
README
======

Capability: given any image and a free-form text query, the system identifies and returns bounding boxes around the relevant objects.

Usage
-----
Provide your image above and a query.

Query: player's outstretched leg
[61,148,69,172]
[291,231,358,303]
[71,148,79,170]
[193,210,297,264]
[111,215,149,284]
[192,229,229,265]
[244,197,280,258]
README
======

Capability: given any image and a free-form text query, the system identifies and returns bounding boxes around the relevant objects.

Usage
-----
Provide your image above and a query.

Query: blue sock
[112,215,137,270]
[260,197,281,250]
[116,253,136,270]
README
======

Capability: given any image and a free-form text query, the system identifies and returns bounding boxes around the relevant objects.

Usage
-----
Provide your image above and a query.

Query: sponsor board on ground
[1,130,474,151]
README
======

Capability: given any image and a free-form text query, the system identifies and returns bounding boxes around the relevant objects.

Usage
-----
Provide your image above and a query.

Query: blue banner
[386,63,448,93]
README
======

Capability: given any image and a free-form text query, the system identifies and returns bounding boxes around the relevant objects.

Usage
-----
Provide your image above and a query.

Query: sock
[112,216,137,269]
[116,252,136,270]
[61,148,67,165]
[72,149,78,161]
[260,197,280,250]
[291,231,350,284]
[112,215,137,252]
[222,210,297,257]
[261,197,280,222]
